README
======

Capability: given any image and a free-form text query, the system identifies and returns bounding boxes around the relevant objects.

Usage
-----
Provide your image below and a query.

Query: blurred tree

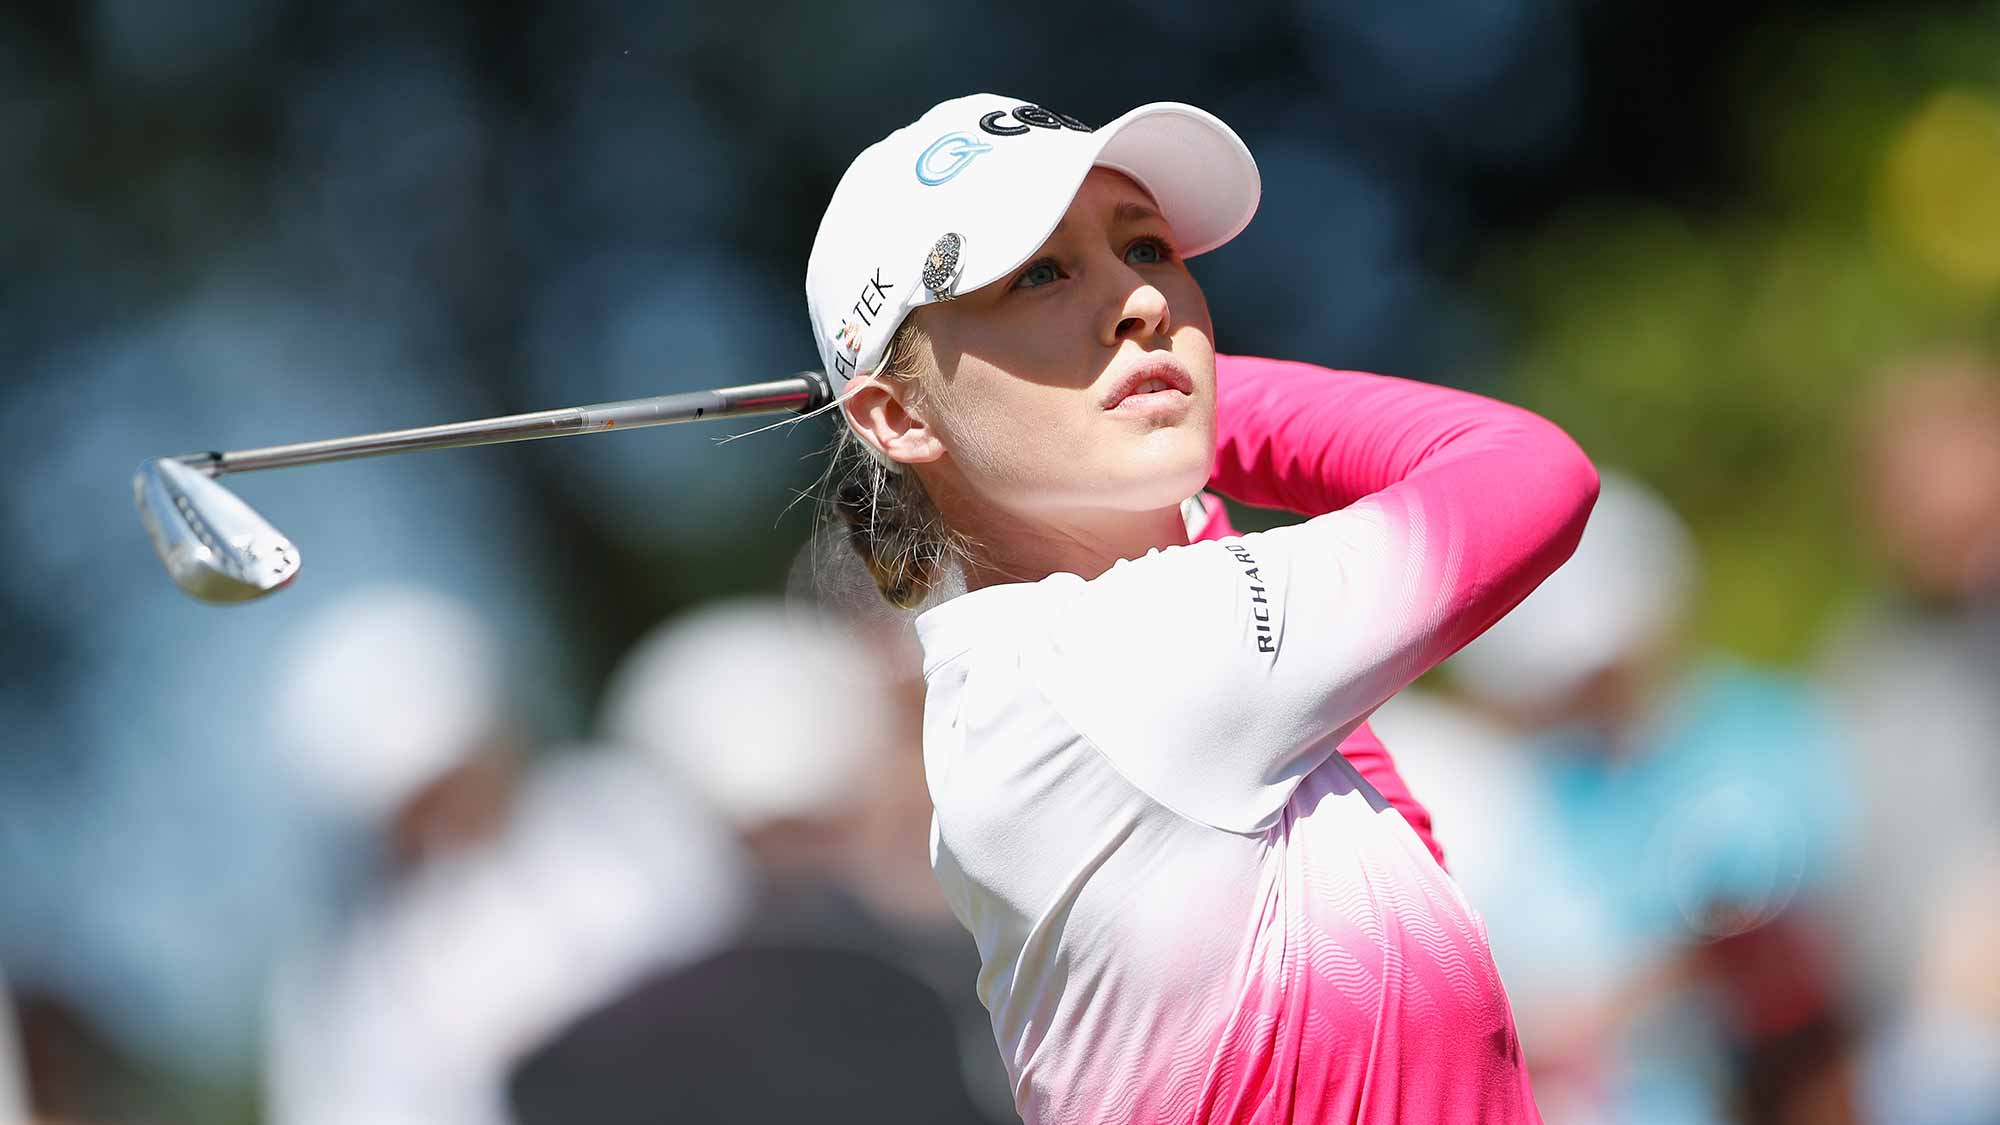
[1485,6,2000,662]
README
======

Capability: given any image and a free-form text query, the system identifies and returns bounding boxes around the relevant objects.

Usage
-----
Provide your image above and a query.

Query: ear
[840,373,946,467]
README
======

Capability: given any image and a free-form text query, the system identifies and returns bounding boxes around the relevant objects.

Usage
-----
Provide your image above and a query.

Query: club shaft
[173,373,830,476]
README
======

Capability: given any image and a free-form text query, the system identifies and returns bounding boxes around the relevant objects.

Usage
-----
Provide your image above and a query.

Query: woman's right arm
[1036,359,1597,832]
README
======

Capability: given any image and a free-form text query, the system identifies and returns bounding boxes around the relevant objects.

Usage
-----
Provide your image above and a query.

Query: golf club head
[133,457,300,603]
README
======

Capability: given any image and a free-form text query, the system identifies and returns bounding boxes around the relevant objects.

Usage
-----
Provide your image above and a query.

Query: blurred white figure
[599,597,890,855]
[778,537,961,930]
[267,585,511,836]
[790,545,1021,1119]
[265,587,747,1125]
[1821,357,2000,1125]
[0,970,25,1125]
[268,748,745,1125]
[507,596,1007,1122]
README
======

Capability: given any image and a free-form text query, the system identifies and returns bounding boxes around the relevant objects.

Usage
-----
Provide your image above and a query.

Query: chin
[1100,430,1214,512]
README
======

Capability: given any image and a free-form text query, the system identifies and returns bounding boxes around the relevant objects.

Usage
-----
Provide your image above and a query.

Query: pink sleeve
[1209,354,1598,673]
[1191,495,1446,869]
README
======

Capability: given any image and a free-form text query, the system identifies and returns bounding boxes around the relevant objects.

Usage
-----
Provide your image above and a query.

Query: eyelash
[1011,235,1178,290]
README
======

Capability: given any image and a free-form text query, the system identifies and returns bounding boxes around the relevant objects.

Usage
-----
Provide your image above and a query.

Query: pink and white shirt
[915,356,1597,1124]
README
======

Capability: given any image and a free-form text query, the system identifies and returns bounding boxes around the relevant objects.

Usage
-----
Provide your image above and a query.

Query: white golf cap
[806,93,1261,397]
[599,598,893,830]
[269,585,504,823]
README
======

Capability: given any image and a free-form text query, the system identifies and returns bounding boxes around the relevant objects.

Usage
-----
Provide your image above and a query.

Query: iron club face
[134,457,300,603]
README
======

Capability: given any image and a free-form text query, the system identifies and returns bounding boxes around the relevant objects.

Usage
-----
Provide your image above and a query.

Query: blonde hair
[823,320,977,609]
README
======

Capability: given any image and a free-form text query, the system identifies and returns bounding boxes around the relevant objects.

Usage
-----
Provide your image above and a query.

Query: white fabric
[922,508,1420,833]
[806,93,1259,395]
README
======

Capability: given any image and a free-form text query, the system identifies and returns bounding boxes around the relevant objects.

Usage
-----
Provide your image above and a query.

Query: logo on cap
[915,133,994,186]
[978,104,1093,137]
[831,319,864,356]
[922,233,965,300]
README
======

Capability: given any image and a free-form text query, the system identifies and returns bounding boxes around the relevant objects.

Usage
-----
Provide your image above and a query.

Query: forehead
[919,167,1177,313]
[1059,167,1165,226]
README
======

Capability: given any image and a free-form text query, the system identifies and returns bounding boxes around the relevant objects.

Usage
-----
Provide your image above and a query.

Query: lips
[1101,357,1196,410]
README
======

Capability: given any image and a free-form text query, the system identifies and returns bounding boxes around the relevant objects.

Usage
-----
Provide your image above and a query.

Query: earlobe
[840,375,945,467]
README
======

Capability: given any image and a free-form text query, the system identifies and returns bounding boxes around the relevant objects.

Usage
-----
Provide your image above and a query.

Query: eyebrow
[1048,199,1167,240]
[1112,200,1164,225]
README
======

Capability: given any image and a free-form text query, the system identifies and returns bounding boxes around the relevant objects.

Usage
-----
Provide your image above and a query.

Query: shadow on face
[902,167,1221,525]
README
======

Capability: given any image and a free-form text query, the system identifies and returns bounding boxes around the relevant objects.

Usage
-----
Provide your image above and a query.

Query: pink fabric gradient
[1185,356,1594,1123]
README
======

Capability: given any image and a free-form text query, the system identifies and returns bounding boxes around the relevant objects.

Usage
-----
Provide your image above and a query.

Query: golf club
[134,372,834,604]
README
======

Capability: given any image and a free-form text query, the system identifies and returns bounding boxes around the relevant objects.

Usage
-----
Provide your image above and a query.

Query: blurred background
[3,0,1997,1121]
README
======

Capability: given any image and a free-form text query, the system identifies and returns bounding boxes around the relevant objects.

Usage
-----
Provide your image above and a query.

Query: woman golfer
[806,94,1597,1124]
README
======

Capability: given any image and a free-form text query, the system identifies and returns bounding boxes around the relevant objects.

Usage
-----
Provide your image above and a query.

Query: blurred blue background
[4,0,1998,1121]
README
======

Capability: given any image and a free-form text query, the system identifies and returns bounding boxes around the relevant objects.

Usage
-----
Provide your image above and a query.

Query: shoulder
[914,575,1069,677]
[915,536,1282,664]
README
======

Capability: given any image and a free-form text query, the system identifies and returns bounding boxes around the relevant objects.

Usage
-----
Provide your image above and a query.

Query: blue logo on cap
[915,132,993,186]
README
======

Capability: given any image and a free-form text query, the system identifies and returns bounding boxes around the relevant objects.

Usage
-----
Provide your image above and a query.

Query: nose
[1108,279,1172,346]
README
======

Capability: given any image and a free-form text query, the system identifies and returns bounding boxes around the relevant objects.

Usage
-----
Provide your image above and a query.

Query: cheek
[923,291,1220,510]
[1170,276,1214,341]
[932,363,1081,487]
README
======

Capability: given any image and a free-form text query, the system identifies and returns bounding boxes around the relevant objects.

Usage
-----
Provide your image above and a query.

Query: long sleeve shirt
[916,356,1597,1124]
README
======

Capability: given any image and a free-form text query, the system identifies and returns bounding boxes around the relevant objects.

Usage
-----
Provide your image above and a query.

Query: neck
[952,497,1191,591]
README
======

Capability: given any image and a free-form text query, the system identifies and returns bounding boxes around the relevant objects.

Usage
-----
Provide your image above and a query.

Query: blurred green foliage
[1484,5,2000,663]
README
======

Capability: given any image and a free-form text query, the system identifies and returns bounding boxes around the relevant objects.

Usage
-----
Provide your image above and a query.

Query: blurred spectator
[1819,353,2000,1125]
[1850,353,2000,607]
[509,597,1000,1120]
[785,537,1017,1114]
[2,982,155,1125]
[264,586,749,1125]
[265,585,521,868]
[270,739,747,1125]
[1381,472,1855,1125]
[508,947,988,1125]
[595,598,887,880]
[262,586,520,1124]
[0,972,22,1125]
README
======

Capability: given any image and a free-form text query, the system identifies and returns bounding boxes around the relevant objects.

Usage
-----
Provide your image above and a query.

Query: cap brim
[1092,102,1262,257]
[951,101,1260,297]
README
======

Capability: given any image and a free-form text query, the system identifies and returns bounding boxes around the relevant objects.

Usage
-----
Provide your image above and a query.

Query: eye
[1125,236,1174,266]
[1010,258,1064,290]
